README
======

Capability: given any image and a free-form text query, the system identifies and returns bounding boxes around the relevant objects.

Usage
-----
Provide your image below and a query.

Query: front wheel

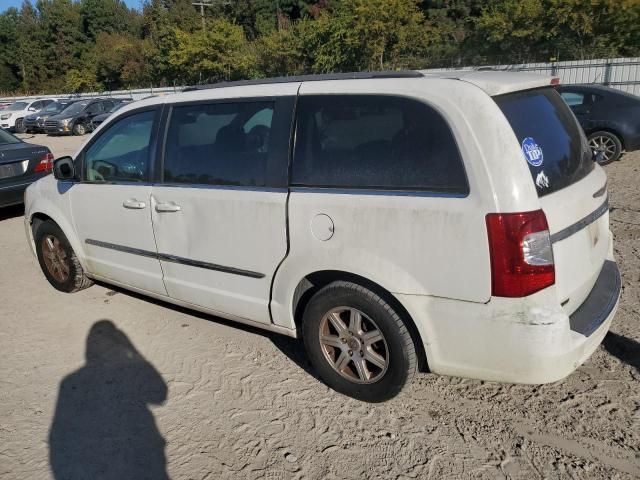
[34,220,93,293]
[302,281,417,402]
[588,131,622,165]
[15,118,26,134]
[72,123,86,136]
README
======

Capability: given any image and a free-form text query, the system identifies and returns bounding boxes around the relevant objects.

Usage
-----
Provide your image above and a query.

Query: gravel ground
[1,134,638,479]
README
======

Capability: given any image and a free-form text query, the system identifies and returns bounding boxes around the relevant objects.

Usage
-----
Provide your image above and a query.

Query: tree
[168,20,257,84]
[0,8,20,91]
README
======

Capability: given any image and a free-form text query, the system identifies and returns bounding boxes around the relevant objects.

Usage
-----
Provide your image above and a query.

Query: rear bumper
[395,260,621,384]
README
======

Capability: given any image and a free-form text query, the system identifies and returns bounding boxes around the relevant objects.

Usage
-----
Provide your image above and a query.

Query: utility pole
[192,0,231,31]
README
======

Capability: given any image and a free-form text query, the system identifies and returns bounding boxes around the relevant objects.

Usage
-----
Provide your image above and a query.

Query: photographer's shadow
[49,320,169,480]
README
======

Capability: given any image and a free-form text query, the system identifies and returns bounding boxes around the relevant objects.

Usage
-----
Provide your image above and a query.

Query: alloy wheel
[589,135,617,164]
[319,307,389,384]
[41,234,70,283]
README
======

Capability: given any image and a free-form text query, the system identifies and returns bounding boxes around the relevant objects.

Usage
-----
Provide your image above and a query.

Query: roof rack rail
[182,70,423,92]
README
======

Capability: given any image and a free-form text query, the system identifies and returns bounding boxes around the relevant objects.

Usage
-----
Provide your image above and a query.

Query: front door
[151,94,295,324]
[70,108,166,295]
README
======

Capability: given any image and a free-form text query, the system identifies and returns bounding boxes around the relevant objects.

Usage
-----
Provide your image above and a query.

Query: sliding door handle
[155,202,181,213]
[123,199,146,209]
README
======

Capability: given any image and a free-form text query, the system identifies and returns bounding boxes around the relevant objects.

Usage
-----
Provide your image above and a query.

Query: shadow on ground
[603,331,640,372]
[49,320,169,480]
[97,282,321,382]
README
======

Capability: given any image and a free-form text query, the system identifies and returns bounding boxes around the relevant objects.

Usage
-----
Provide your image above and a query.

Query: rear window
[495,88,593,196]
[292,95,468,194]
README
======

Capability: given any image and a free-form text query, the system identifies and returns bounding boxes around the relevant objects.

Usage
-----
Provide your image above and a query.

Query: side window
[560,91,585,106]
[42,100,53,107]
[31,101,42,111]
[83,110,155,183]
[292,95,468,193]
[164,101,274,187]
[102,100,115,111]
[85,103,102,115]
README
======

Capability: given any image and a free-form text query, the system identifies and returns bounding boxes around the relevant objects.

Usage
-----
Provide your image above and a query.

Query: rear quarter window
[495,88,593,196]
[292,95,468,194]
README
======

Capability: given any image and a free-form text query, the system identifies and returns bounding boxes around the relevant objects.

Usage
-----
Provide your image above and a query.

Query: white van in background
[23,71,620,402]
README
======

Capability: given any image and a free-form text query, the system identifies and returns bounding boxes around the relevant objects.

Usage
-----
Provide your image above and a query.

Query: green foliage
[0,0,638,94]
[169,20,257,84]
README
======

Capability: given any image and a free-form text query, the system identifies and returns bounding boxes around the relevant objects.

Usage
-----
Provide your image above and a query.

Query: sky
[0,0,142,12]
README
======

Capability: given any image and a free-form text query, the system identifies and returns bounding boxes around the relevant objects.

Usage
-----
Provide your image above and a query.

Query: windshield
[495,88,594,196]
[0,128,21,145]
[6,102,28,111]
[42,102,69,114]
[59,102,88,117]
[108,102,127,113]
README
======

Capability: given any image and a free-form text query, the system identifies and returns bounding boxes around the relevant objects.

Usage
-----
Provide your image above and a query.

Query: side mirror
[53,156,76,181]
[28,107,36,112]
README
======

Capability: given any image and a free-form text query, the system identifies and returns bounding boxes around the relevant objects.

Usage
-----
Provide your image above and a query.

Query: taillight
[34,152,54,173]
[486,210,555,297]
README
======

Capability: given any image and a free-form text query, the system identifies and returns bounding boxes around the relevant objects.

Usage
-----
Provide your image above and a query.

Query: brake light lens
[550,77,560,85]
[34,152,54,173]
[486,210,555,297]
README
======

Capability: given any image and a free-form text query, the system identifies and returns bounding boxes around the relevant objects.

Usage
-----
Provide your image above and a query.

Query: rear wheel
[15,118,26,134]
[72,123,86,136]
[34,220,93,293]
[588,131,622,165]
[302,281,417,402]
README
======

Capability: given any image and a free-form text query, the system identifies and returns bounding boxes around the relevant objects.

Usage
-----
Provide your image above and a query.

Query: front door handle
[155,202,181,213]
[123,199,146,209]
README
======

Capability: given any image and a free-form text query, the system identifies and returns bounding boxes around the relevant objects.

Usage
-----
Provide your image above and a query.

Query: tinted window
[31,101,42,110]
[164,102,274,187]
[495,88,593,196]
[85,102,103,115]
[292,95,467,193]
[83,110,155,183]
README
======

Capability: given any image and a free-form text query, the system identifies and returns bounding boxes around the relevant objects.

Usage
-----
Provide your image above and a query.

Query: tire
[588,131,622,165]
[15,118,26,134]
[302,281,417,402]
[72,123,86,136]
[34,220,93,293]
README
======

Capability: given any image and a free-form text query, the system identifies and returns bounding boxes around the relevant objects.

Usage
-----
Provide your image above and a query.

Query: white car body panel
[150,186,287,325]
[23,72,619,385]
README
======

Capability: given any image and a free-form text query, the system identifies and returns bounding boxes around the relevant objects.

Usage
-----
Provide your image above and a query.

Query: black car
[45,98,120,136]
[558,84,640,165]
[89,100,131,131]
[23,99,82,133]
[0,128,53,207]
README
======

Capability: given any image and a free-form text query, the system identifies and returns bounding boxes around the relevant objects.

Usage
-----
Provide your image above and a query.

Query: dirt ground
[1,134,638,480]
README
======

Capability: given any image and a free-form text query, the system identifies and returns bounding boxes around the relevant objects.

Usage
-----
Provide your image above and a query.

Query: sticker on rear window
[535,171,549,189]
[522,137,544,167]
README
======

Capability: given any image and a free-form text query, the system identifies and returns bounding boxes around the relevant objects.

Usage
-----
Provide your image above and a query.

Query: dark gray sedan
[558,84,640,165]
[0,129,53,207]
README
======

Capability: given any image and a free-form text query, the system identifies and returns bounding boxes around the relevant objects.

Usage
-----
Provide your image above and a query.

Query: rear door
[495,88,610,313]
[150,94,295,324]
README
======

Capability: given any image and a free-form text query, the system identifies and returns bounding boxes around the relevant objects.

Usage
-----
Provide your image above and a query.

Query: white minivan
[24,71,620,402]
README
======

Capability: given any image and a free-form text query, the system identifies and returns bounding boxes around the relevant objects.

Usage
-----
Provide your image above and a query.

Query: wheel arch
[28,209,89,273]
[292,270,429,372]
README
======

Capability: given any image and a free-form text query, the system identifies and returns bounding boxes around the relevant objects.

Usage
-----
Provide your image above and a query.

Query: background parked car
[44,98,119,136]
[0,128,53,208]
[89,100,132,131]
[24,99,83,134]
[558,84,640,165]
[0,99,57,133]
